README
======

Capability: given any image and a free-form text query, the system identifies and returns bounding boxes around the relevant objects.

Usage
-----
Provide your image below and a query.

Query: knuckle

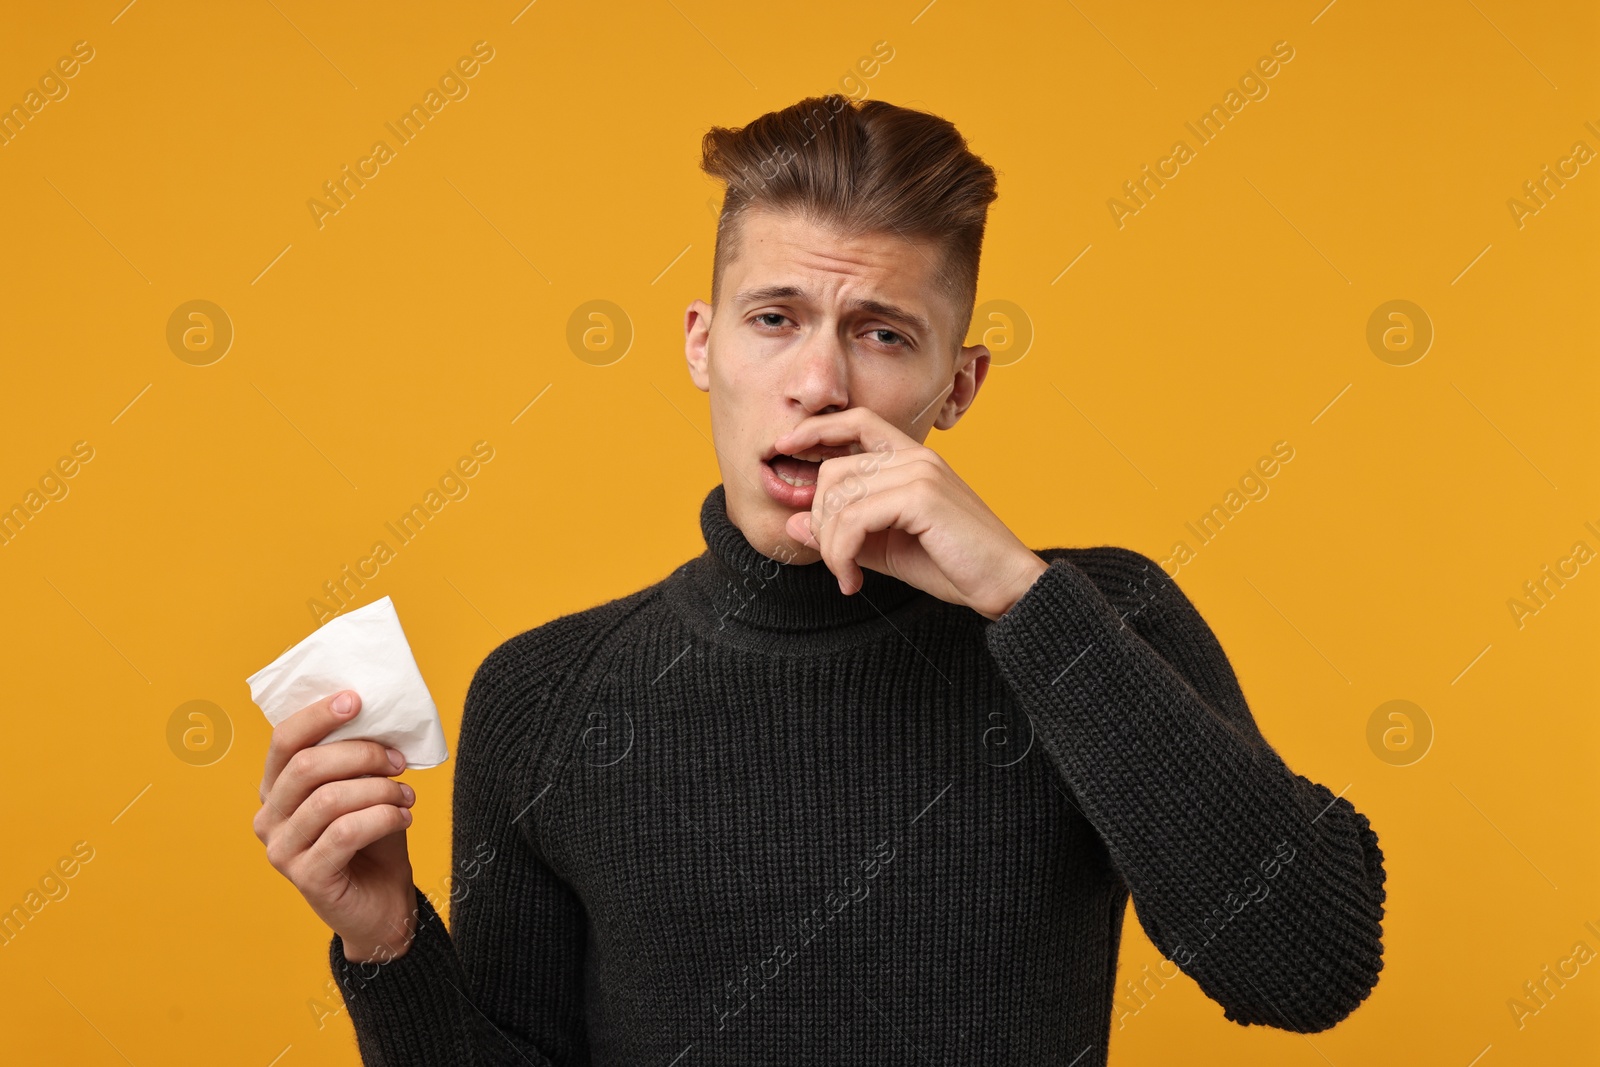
[309,783,341,821]
[323,816,354,850]
[281,746,315,784]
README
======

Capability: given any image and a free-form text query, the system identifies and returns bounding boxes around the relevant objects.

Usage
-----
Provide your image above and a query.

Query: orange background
[1,1,1595,1063]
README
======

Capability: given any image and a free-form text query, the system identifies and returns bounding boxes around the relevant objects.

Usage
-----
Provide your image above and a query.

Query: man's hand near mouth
[773,407,1050,621]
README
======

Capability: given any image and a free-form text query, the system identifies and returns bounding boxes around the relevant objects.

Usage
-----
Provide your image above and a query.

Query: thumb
[786,511,817,546]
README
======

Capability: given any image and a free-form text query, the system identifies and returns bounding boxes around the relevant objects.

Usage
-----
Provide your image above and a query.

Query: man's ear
[933,343,990,430]
[684,299,712,392]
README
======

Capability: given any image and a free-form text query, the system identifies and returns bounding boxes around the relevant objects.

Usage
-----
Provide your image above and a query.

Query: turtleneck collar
[664,483,939,652]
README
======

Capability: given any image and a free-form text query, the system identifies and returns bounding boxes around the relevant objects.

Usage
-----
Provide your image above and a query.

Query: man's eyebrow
[731,285,932,336]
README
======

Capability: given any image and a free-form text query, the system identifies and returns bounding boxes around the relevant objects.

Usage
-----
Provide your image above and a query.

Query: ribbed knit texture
[328,483,1386,1065]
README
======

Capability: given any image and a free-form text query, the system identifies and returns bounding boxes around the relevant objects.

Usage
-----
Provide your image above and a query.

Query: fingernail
[386,747,405,770]
[399,783,415,804]
[400,808,413,825]
[332,692,355,715]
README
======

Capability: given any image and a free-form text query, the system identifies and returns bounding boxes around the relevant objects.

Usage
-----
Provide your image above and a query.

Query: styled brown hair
[699,94,999,353]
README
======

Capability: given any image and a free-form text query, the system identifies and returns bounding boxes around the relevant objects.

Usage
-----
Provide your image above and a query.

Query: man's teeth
[775,470,816,487]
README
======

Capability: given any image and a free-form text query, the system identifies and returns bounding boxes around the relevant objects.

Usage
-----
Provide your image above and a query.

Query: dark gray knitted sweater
[329,483,1385,1065]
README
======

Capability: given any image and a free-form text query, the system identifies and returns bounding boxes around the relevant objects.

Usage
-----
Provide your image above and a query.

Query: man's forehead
[722,211,947,332]
[731,207,939,275]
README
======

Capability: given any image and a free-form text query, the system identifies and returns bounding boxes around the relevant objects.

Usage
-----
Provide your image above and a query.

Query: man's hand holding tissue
[252,689,418,964]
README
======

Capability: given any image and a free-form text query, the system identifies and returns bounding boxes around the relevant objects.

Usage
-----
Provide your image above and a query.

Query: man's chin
[759,513,819,564]
[728,490,820,564]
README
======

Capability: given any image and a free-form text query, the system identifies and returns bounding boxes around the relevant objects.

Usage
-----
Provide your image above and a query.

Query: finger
[810,441,936,523]
[819,481,931,593]
[785,459,915,548]
[771,407,919,462]
[786,510,815,546]
[284,776,415,855]
[263,739,406,838]
[292,805,413,885]
[260,689,363,798]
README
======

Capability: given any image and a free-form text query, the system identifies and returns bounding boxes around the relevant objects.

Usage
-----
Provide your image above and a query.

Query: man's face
[683,207,990,565]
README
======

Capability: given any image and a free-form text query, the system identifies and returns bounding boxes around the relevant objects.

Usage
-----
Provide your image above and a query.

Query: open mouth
[763,446,858,488]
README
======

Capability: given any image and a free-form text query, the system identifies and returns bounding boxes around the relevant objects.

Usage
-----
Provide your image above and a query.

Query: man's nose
[785,333,849,414]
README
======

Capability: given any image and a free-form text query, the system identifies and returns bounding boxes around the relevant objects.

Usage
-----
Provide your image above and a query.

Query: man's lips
[759,443,862,464]
[762,444,861,490]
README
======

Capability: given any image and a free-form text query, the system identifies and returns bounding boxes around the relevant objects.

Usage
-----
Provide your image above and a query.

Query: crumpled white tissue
[247,595,449,769]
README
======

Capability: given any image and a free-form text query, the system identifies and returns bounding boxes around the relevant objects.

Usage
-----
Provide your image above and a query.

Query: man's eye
[867,328,908,348]
[752,313,789,329]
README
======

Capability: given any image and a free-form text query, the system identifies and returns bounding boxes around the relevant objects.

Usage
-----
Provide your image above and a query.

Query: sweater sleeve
[326,629,590,1065]
[984,546,1386,1033]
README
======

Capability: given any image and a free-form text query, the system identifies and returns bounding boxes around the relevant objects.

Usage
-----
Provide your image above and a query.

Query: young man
[254,94,1386,1065]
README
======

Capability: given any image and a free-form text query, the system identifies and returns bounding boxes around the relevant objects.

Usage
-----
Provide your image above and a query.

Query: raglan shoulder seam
[463,580,672,867]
